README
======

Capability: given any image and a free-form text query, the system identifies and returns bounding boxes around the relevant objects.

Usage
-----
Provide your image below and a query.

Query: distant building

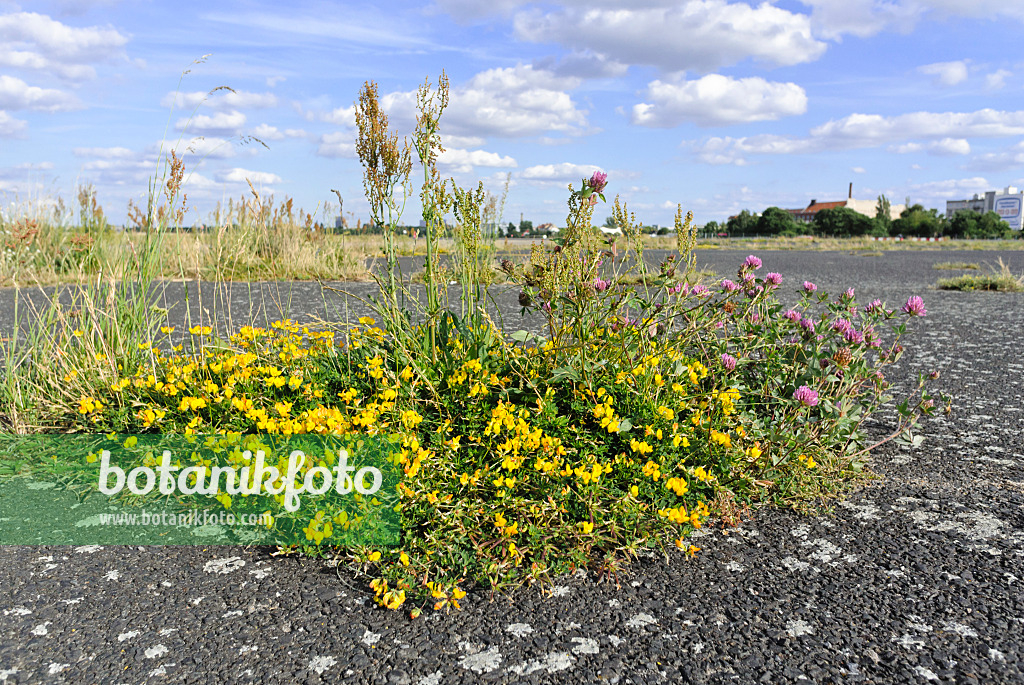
[784,200,848,224]
[784,197,904,223]
[845,198,905,221]
[946,187,1022,230]
[945,192,994,219]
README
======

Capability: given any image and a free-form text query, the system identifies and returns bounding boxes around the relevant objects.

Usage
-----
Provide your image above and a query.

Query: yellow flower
[666,476,689,496]
[399,552,410,566]
[579,521,594,534]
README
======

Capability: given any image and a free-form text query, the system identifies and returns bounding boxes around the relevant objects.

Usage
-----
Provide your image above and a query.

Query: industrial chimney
[848,182,853,199]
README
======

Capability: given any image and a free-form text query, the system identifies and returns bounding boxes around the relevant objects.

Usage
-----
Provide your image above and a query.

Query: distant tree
[519,219,533,233]
[892,204,945,237]
[755,207,799,236]
[703,220,720,234]
[874,194,893,235]
[813,207,874,237]
[506,221,515,235]
[603,216,617,228]
[726,210,757,235]
[947,210,978,239]
[974,211,1011,239]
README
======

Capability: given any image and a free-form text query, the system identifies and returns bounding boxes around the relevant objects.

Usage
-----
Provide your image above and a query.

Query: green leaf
[510,330,534,343]
[617,418,633,433]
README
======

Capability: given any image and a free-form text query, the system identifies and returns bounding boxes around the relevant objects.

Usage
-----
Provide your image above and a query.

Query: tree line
[705,196,1019,240]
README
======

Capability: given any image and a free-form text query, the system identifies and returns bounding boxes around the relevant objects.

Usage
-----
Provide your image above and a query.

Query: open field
[1,250,1023,683]
[3,217,1021,289]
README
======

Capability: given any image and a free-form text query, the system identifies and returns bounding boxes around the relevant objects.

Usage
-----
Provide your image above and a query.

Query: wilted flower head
[743,255,762,270]
[721,353,737,371]
[793,385,819,407]
[765,272,782,286]
[902,295,927,317]
[803,281,817,293]
[588,170,608,194]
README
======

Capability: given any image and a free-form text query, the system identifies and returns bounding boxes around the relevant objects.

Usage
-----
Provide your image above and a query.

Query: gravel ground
[2,249,1024,684]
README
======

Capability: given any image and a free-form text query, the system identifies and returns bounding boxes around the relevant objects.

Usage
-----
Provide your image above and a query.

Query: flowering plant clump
[23,73,940,616]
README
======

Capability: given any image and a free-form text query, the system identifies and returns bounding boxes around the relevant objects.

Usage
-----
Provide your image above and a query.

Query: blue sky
[1,0,1023,228]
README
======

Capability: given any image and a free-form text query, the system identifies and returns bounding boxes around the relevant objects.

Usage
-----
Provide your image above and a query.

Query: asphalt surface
[2,249,1024,684]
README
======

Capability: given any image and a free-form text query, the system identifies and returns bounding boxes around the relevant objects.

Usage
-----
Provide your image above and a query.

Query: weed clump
[937,258,1023,291]
[1,72,941,617]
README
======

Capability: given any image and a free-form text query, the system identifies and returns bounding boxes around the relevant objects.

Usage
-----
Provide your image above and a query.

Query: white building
[993,187,1023,231]
[946,187,1022,230]
[844,198,906,221]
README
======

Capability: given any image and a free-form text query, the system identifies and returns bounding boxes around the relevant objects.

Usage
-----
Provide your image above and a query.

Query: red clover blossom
[793,385,819,407]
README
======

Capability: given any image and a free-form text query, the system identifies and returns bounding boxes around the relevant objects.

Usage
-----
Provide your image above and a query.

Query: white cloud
[919,60,969,86]
[520,162,603,183]
[177,110,246,135]
[907,176,991,201]
[692,109,1024,163]
[892,142,922,154]
[180,172,219,191]
[440,133,486,149]
[928,137,970,155]
[317,131,355,158]
[0,74,78,111]
[438,148,517,173]
[12,161,53,170]
[218,168,282,185]
[319,65,588,141]
[631,74,807,127]
[162,89,279,111]
[915,0,1024,22]
[166,136,239,159]
[251,123,284,140]
[532,51,629,79]
[852,166,866,173]
[0,11,128,80]
[249,124,305,141]
[798,0,1024,40]
[0,111,27,138]
[514,1,826,72]
[446,65,587,139]
[985,69,1012,90]
[798,0,919,39]
[964,142,1024,172]
[72,146,135,159]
